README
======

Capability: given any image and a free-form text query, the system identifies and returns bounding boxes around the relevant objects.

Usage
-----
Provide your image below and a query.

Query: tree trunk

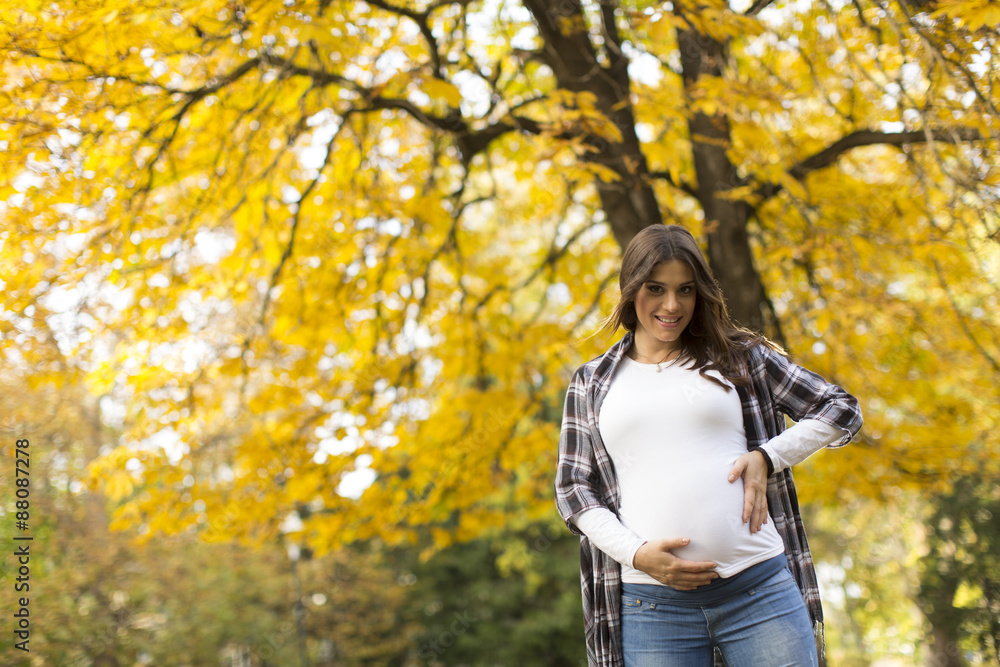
[677,22,772,334]
[928,624,966,667]
[522,0,775,335]
[522,0,662,249]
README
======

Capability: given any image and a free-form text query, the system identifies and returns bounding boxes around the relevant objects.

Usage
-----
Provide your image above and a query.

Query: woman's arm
[761,345,864,444]
[572,507,646,566]
[729,346,863,533]
[761,418,848,474]
[554,366,611,534]
[728,420,848,530]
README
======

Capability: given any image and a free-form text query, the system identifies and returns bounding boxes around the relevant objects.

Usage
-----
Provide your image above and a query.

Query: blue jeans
[621,566,818,666]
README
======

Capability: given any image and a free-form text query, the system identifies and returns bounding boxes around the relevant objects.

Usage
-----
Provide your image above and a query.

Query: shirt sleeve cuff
[761,418,849,473]
[571,507,647,568]
[749,446,775,477]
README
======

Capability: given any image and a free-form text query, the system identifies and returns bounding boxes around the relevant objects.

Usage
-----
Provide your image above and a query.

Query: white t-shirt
[596,355,785,582]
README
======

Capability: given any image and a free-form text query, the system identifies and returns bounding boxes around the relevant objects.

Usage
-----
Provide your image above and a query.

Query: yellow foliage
[420,77,463,108]
[1,0,997,559]
[933,0,1000,31]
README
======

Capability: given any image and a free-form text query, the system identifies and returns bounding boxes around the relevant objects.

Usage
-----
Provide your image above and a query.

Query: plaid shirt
[555,330,863,667]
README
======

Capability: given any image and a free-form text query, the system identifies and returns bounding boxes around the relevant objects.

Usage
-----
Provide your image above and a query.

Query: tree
[0,365,419,665]
[1,0,997,569]
[391,518,588,666]
[918,475,1000,667]
[807,495,936,666]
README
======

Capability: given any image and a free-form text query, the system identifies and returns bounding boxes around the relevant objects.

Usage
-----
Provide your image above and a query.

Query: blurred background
[1,0,998,664]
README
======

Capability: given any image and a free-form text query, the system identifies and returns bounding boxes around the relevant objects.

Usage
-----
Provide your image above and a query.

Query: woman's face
[632,259,697,352]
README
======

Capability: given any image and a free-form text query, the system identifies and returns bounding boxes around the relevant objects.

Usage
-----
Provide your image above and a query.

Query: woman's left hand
[728,450,769,534]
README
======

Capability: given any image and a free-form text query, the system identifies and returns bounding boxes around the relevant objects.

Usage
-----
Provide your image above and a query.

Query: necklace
[629,347,680,372]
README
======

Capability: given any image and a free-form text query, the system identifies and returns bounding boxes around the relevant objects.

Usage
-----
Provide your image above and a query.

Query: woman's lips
[655,315,681,327]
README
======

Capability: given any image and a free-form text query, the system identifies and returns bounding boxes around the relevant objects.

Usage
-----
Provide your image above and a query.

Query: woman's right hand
[632,538,719,590]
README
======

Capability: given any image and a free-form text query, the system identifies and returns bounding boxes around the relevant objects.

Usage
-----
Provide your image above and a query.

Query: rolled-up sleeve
[762,346,863,447]
[555,366,609,535]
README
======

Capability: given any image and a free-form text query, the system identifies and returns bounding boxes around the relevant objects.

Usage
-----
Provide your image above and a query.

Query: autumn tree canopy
[1,0,998,555]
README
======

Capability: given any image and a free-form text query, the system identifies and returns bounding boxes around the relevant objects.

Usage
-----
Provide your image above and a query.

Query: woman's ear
[623,303,636,327]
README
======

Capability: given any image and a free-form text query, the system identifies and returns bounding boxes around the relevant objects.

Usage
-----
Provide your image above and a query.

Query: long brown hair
[598,224,779,387]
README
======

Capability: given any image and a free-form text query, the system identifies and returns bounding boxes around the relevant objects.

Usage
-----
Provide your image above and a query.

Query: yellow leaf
[421,78,462,107]
[105,470,135,502]
[583,162,622,183]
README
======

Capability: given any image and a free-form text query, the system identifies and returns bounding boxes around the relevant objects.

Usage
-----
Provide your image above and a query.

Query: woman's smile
[654,315,682,327]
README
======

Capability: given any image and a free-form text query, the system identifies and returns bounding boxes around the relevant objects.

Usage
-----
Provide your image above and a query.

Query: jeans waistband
[622,554,787,606]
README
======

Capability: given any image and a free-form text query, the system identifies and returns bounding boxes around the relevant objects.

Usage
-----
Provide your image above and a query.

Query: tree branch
[364,96,464,133]
[744,0,777,16]
[521,0,600,86]
[756,128,993,201]
[353,96,571,162]
[364,0,444,77]
[363,0,475,78]
[260,53,359,90]
[599,0,626,73]
[932,257,1000,373]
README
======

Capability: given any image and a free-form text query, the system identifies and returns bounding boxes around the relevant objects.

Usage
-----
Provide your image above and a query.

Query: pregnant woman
[555,225,863,666]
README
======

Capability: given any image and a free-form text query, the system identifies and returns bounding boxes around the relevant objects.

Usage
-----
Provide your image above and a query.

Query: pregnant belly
[618,462,771,565]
